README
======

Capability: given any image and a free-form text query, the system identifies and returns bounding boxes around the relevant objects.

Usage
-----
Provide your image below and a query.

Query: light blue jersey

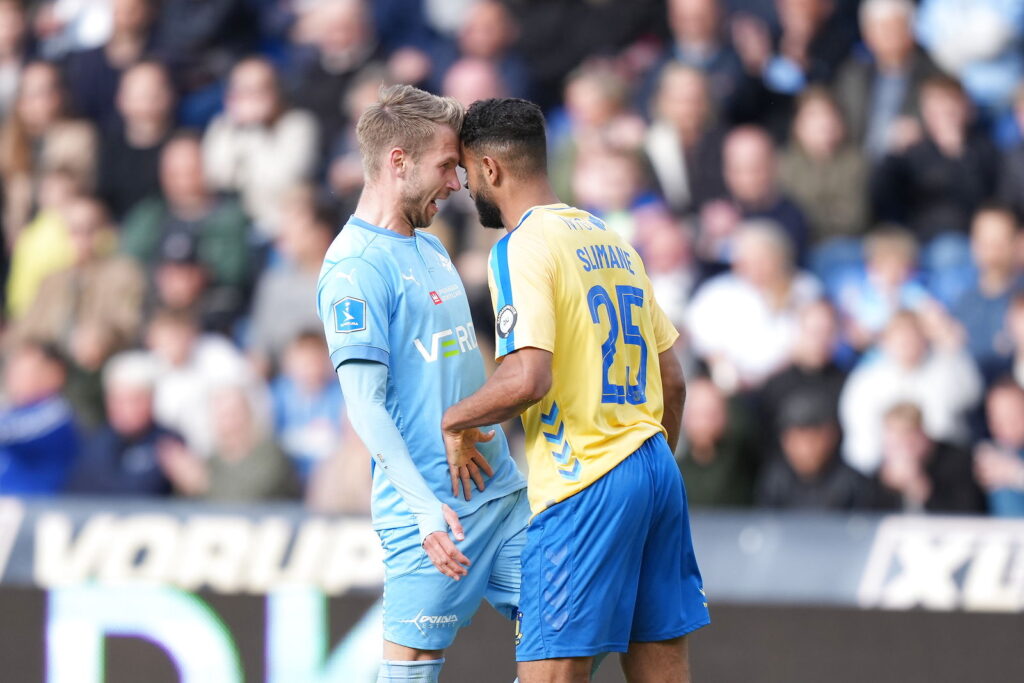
[317,216,525,531]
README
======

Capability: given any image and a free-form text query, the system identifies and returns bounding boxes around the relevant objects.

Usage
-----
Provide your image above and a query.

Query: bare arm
[441,348,552,473]
[442,347,553,432]
[659,348,686,452]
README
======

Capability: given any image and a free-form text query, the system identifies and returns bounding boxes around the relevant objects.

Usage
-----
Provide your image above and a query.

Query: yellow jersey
[487,204,679,514]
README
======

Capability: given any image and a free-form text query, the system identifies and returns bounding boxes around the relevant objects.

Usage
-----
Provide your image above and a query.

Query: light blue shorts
[378,488,530,650]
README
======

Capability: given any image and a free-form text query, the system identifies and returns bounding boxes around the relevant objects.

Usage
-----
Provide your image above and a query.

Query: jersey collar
[347,215,416,239]
[513,203,571,230]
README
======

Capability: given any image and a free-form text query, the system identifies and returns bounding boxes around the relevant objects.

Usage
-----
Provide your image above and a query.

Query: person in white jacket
[839,307,982,475]
[203,56,319,240]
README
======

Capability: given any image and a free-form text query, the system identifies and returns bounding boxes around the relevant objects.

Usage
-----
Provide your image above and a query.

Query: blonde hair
[356,84,464,181]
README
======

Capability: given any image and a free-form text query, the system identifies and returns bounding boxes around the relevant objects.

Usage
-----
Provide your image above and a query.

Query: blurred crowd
[2,0,1024,518]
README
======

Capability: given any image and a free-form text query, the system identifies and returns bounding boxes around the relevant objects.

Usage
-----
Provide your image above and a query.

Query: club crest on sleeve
[334,297,366,334]
[496,305,517,339]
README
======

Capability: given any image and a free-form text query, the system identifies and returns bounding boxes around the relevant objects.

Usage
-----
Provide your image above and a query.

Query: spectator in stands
[287,0,382,153]
[121,133,250,300]
[160,384,299,501]
[97,60,175,220]
[144,230,242,335]
[835,227,933,351]
[730,0,855,136]
[687,220,821,392]
[916,0,1024,114]
[993,294,1024,387]
[441,57,508,110]
[433,0,529,100]
[952,207,1024,385]
[64,0,156,126]
[0,0,29,120]
[974,379,1024,516]
[9,196,144,354]
[872,76,999,282]
[271,331,345,483]
[203,56,318,240]
[325,66,391,217]
[0,60,96,242]
[758,300,847,450]
[32,0,112,59]
[643,0,743,118]
[997,84,1024,222]
[144,308,268,456]
[150,0,257,127]
[840,309,982,475]
[870,402,986,513]
[571,146,657,245]
[549,61,646,204]
[779,87,868,249]
[834,0,937,161]
[66,350,177,496]
[756,386,868,510]
[632,209,696,329]
[0,341,78,493]
[248,186,336,373]
[5,166,79,319]
[677,374,759,507]
[643,64,726,215]
[698,126,810,267]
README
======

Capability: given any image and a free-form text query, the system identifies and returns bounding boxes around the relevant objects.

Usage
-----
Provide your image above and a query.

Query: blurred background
[0,0,1022,681]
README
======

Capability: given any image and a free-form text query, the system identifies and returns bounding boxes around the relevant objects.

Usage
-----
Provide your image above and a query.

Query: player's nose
[446,171,461,192]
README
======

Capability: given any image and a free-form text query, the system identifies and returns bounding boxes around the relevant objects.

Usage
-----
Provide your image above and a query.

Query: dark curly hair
[460,98,547,178]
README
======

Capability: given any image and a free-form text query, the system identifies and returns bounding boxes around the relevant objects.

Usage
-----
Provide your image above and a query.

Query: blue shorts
[516,433,710,661]
[378,488,530,650]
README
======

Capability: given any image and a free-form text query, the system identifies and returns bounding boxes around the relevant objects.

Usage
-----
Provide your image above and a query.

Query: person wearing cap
[143,229,241,334]
[120,132,250,297]
[66,350,179,496]
[755,387,870,510]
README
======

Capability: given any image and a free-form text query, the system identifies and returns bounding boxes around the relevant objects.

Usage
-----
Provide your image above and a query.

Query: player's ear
[388,147,407,177]
[481,155,500,187]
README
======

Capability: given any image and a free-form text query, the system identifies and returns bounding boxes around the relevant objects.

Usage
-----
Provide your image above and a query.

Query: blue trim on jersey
[348,215,415,240]
[493,234,515,356]
[514,210,535,230]
[331,344,390,368]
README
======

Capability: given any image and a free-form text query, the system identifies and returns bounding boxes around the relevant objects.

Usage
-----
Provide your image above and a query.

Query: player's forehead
[421,124,459,163]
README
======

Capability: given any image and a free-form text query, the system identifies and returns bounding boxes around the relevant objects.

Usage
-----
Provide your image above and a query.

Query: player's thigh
[378,524,488,651]
[517,656,594,683]
[484,489,531,621]
[516,456,652,662]
[631,436,710,643]
[620,635,691,683]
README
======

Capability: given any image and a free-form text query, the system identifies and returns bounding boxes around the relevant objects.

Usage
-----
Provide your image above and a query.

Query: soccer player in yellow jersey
[442,98,710,682]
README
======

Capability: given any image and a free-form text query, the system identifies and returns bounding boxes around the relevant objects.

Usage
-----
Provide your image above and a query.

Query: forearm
[442,366,537,431]
[443,348,552,431]
[337,361,445,542]
[659,349,685,452]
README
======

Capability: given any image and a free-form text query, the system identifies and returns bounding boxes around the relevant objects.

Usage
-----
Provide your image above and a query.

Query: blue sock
[377,659,444,682]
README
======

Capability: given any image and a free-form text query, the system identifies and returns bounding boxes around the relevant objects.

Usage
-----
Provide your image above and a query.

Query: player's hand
[422,504,470,580]
[442,427,496,500]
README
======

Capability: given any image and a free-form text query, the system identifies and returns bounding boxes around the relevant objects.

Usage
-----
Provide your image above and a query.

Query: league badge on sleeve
[334,297,367,334]
[496,304,517,339]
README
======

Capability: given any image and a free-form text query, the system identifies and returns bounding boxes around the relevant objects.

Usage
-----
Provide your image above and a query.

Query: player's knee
[377,658,444,682]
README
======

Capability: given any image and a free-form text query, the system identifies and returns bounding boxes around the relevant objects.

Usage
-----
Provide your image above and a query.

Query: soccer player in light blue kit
[316,84,529,682]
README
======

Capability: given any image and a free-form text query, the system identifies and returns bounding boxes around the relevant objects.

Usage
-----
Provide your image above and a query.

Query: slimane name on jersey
[576,244,636,276]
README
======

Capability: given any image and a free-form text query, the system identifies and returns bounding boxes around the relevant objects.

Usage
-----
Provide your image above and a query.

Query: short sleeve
[487,228,556,359]
[649,289,680,353]
[317,258,393,368]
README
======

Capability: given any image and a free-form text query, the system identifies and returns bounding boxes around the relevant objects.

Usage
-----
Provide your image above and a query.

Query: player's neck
[501,183,561,233]
[353,189,415,237]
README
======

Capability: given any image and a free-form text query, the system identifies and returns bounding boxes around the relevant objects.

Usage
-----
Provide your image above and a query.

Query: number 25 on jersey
[587,284,648,405]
